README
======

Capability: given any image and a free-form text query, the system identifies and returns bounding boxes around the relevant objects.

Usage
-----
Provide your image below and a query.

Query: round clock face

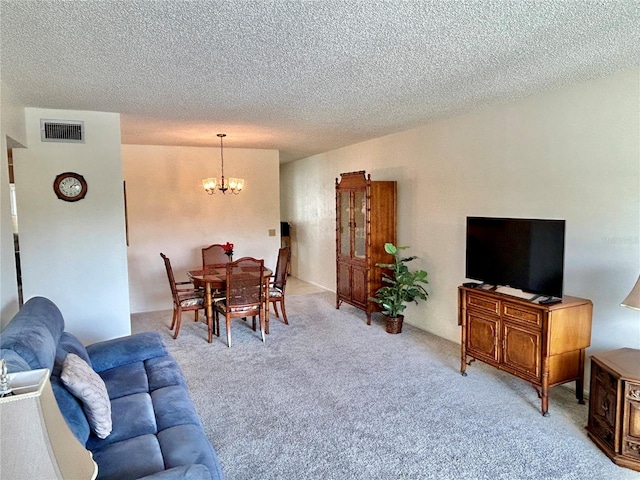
[53,172,88,202]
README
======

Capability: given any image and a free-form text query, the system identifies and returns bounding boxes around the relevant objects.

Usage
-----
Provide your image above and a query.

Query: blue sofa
[0,296,223,480]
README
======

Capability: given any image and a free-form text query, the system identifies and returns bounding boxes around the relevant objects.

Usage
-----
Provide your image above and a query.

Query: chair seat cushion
[214,299,259,314]
[269,287,283,298]
[178,294,204,308]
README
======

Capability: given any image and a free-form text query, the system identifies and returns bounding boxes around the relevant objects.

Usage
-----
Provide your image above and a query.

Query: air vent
[40,119,84,143]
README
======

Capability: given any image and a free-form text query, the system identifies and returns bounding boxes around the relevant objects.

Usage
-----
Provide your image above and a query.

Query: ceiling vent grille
[40,119,85,143]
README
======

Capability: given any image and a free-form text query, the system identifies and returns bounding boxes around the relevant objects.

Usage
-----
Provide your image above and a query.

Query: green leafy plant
[370,243,429,317]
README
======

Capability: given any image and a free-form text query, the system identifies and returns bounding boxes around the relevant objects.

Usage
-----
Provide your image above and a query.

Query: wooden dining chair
[202,244,230,268]
[160,253,205,339]
[214,257,266,347]
[268,246,291,332]
[202,244,231,313]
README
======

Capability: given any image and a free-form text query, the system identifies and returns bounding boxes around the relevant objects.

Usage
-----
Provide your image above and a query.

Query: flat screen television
[465,217,565,299]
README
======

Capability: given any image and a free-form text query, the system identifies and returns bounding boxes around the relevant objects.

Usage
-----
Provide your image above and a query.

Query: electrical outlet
[268,229,276,237]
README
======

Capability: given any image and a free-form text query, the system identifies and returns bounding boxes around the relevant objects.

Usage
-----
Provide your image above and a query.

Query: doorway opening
[8,148,23,306]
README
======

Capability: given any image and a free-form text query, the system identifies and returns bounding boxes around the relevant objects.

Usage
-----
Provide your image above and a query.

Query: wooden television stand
[458,285,593,416]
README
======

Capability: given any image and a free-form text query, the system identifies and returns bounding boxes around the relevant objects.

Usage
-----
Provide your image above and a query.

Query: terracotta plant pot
[385,315,403,334]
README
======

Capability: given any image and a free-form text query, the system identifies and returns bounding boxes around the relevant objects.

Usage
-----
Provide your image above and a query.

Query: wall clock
[53,172,88,202]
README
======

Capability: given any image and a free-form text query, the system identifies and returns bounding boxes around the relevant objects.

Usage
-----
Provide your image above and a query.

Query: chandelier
[202,133,244,195]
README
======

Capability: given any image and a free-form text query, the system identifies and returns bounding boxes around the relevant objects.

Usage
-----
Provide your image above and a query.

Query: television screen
[465,217,565,298]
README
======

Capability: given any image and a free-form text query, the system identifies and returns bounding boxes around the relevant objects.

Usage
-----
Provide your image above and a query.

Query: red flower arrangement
[222,242,234,257]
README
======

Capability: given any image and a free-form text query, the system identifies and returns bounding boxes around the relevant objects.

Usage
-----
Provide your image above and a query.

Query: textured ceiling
[1,1,639,162]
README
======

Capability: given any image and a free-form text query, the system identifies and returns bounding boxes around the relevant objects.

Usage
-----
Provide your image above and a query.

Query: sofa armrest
[137,465,212,480]
[87,332,168,373]
[0,349,31,373]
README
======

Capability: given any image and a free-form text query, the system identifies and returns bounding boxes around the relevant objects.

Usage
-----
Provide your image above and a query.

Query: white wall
[122,144,280,313]
[13,108,130,343]
[281,69,640,364]
[0,82,27,325]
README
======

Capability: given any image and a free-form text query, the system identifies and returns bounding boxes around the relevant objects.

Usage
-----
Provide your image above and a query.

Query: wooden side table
[587,348,640,472]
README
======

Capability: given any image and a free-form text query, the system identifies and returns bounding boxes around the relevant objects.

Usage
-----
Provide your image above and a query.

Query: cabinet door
[502,322,541,379]
[467,313,499,365]
[589,363,618,451]
[338,191,351,257]
[337,262,351,298]
[351,266,367,306]
[353,190,366,259]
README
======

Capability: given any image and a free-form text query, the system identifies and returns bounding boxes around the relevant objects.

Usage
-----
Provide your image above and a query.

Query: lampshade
[202,177,217,192]
[0,368,98,479]
[227,177,244,191]
[621,275,640,310]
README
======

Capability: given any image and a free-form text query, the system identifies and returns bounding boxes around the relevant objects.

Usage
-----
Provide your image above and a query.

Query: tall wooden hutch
[335,171,397,324]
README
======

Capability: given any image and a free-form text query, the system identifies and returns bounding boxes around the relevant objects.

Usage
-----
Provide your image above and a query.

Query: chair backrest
[225,257,264,308]
[273,246,291,291]
[160,253,179,299]
[202,244,229,268]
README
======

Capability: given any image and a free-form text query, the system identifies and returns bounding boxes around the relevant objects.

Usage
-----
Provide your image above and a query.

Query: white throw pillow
[60,353,112,439]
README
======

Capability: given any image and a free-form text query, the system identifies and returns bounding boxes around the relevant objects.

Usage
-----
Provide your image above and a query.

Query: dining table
[188,266,273,343]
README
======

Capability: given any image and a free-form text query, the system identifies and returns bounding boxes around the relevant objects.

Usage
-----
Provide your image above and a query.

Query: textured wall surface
[13,108,131,344]
[122,144,281,313]
[280,70,640,377]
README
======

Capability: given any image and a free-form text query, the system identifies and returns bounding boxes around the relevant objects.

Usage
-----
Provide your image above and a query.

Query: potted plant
[370,243,429,334]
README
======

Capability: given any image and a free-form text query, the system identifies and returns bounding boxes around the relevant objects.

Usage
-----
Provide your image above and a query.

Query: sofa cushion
[0,296,64,370]
[158,424,223,479]
[91,434,165,480]
[145,355,187,391]
[152,385,202,431]
[53,332,92,377]
[87,332,168,373]
[100,361,149,399]
[87,392,157,449]
[50,375,91,444]
[138,464,212,480]
[61,353,112,439]
[59,332,91,365]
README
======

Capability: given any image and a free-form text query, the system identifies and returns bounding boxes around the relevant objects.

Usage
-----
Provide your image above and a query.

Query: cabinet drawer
[503,303,542,328]
[467,293,499,315]
[595,364,619,391]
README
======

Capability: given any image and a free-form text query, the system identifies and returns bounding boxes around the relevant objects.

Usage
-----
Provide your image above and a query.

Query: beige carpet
[131,288,640,480]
